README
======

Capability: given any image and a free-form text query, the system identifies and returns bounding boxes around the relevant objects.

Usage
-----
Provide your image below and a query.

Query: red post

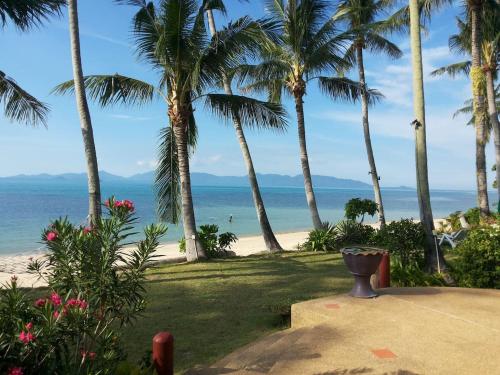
[378,252,390,288]
[152,332,174,375]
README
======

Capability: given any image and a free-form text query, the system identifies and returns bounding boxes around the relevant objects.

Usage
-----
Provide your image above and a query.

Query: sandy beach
[0,231,310,288]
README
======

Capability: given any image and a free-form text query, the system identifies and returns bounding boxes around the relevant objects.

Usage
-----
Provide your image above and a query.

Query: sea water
[0,181,480,254]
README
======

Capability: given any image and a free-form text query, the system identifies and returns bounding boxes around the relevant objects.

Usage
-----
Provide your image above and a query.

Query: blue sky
[0,1,495,190]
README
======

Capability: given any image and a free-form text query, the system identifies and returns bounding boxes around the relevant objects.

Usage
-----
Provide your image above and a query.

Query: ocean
[0,181,481,255]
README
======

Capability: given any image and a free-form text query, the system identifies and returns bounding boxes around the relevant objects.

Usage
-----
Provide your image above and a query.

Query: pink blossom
[123,199,135,211]
[83,227,92,235]
[46,232,58,241]
[114,200,124,208]
[104,199,111,207]
[53,311,60,319]
[19,331,35,344]
[34,298,46,307]
[66,298,88,310]
[8,367,23,375]
[50,292,62,306]
[89,352,96,360]
[25,322,33,331]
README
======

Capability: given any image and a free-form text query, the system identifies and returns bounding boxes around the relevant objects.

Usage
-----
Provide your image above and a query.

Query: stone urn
[340,246,386,298]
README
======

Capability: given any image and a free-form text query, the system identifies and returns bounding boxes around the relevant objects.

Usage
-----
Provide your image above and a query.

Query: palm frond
[204,93,288,130]
[0,0,64,31]
[155,125,181,224]
[430,61,471,78]
[0,70,48,126]
[52,74,157,107]
[364,31,402,59]
[318,76,383,105]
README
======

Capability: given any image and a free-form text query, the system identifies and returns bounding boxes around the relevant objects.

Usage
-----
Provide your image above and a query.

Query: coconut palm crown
[54,0,288,261]
[237,0,380,229]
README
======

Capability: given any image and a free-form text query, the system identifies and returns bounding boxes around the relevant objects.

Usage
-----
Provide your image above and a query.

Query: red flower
[46,232,58,241]
[65,298,88,310]
[34,298,46,307]
[104,199,110,207]
[50,292,62,306]
[53,311,60,319]
[19,331,35,344]
[8,367,23,375]
[89,352,96,360]
[83,227,92,235]
[25,322,33,331]
[123,199,135,211]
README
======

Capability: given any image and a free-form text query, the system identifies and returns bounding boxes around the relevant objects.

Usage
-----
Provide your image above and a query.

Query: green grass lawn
[122,251,351,373]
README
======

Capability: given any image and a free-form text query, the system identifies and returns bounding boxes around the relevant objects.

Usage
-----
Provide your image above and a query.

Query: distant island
[0,171,384,189]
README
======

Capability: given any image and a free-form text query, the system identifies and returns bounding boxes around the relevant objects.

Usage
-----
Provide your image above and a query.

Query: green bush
[344,198,378,223]
[1,197,165,374]
[179,224,237,258]
[390,260,446,287]
[335,220,375,247]
[464,207,481,227]
[299,223,337,252]
[453,225,500,289]
[372,219,425,269]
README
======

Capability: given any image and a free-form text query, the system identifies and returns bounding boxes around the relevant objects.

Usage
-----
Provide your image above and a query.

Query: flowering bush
[0,198,166,374]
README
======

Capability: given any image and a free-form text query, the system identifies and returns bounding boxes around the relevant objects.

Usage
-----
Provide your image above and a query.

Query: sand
[0,230,310,288]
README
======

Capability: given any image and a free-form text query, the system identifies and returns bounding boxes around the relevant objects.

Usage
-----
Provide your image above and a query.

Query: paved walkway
[189,287,500,374]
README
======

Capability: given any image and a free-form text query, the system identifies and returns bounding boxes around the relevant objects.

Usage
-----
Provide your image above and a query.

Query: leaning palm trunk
[409,0,445,272]
[171,111,207,261]
[68,0,101,223]
[293,88,323,229]
[206,10,282,251]
[356,45,386,228]
[470,4,490,216]
[485,69,500,212]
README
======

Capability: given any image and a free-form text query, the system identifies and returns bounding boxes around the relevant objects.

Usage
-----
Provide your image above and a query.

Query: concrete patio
[189,287,500,374]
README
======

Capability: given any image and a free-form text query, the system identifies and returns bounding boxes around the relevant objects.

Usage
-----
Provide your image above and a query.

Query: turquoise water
[0,181,480,254]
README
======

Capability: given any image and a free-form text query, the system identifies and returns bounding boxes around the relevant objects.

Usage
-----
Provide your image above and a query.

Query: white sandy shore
[0,231,310,288]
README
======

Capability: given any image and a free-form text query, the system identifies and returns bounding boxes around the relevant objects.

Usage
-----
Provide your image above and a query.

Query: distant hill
[1,171,373,189]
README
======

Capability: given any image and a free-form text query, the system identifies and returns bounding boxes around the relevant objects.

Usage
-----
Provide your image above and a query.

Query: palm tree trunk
[172,114,207,261]
[485,69,500,212]
[470,3,490,217]
[409,0,445,272]
[67,0,101,223]
[293,90,323,229]
[206,10,282,251]
[355,45,386,228]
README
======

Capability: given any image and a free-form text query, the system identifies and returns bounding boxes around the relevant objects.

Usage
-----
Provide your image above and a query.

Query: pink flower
[19,331,35,344]
[53,311,60,319]
[83,227,92,235]
[123,199,135,211]
[46,232,58,241]
[66,298,88,310]
[8,367,23,375]
[89,352,96,360]
[34,298,46,307]
[114,200,124,208]
[50,292,62,306]
[25,322,33,331]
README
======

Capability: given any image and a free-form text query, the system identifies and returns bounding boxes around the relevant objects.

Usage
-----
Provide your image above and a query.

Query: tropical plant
[179,224,237,258]
[238,0,376,229]
[344,198,378,223]
[335,219,375,246]
[66,0,102,224]
[204,0,284,252]
[334,0,404,228]
[55,0,287,262]
[299,222,337,251]
[0,0,65,126]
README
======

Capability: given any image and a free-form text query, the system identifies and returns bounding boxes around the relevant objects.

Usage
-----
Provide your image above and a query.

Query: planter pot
[340,246,386,298]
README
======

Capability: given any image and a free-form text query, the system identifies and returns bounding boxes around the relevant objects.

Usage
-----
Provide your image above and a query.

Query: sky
[0,1,496,190]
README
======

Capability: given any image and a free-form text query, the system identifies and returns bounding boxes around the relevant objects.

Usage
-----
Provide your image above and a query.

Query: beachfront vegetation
[179,224,238,258]
[344,198,378,223]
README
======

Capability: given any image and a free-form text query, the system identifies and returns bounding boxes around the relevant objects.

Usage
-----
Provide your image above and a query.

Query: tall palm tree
[204,1,283,251]
[239,0,372,230]
[431,9,499,212]
[55,0,288,261]
[334,0,403,228]
[0,0,65,126]
[407,0,448,272]
[67,0,102,224]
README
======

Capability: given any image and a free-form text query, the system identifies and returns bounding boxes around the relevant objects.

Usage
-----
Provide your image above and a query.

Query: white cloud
[136,159,157,168]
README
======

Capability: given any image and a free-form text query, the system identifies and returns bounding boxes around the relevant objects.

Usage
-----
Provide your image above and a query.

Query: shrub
[299,223,337,252]
[453,225,500,289]
[344,198,378,223]
[372,219,425,269]
[335,220,375,247]
[0,197,167,374]
[464,207,481,227]
[390,261,446,287]
[179,224,237,258]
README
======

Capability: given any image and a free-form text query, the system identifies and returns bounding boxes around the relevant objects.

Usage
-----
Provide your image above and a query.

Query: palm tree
[67,0,102,224]
[204,1,283,251]
[334,0,403,228]
[55,0,288,261]
[239,0,372,230]
[431,9,499,212]
[407,0,447,272]
[0,0,65,126]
